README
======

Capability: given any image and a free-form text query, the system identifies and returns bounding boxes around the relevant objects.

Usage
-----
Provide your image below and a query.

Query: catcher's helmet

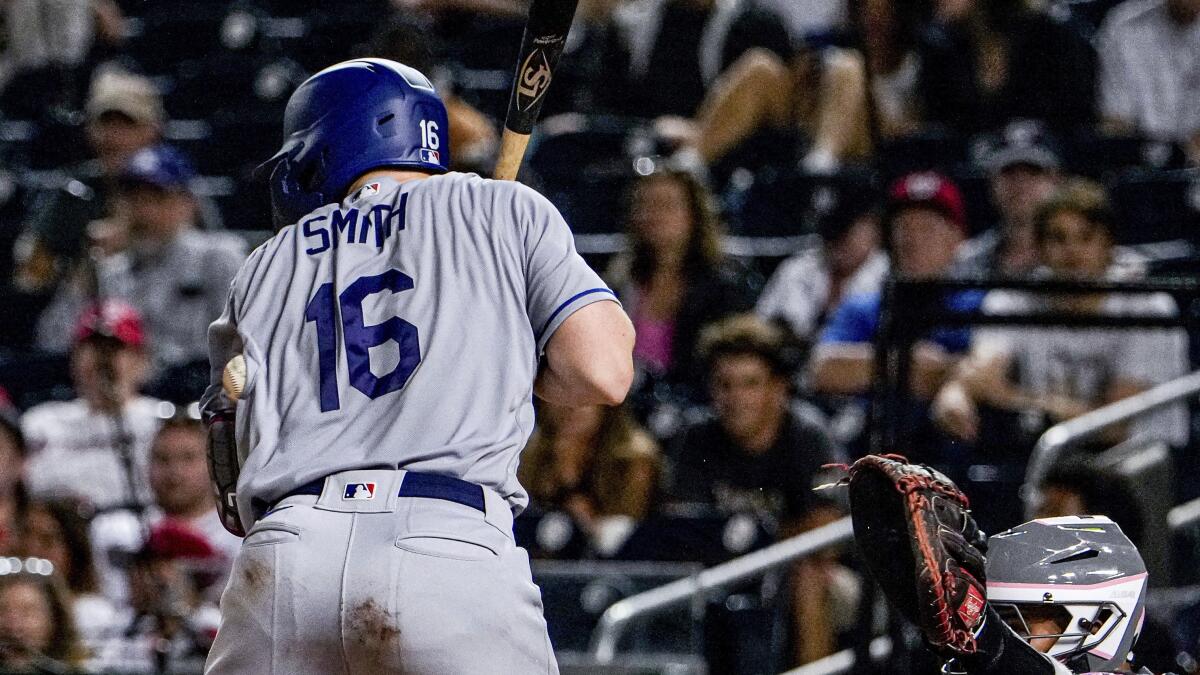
[254,58,450,226]
[986,515,1147,672]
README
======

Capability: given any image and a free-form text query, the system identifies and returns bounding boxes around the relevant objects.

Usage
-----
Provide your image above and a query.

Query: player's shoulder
[429,170,553,205]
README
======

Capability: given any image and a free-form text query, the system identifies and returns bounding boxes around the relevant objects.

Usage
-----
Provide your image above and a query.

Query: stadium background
[0,0,1197,673]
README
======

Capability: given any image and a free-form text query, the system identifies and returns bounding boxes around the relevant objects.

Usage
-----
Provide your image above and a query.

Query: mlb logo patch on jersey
[419,148,440,164]
[343,482,377,500]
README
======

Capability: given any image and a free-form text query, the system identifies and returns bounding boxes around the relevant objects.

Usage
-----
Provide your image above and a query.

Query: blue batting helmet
[254,58,451,226]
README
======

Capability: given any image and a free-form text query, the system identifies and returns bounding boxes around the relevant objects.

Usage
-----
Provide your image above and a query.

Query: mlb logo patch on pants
[343,483,377,500]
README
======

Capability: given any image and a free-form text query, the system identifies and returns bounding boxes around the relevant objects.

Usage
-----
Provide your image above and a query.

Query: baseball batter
[201,59,633,673]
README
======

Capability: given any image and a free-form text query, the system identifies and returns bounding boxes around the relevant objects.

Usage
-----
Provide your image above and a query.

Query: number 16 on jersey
[304,269,422,412]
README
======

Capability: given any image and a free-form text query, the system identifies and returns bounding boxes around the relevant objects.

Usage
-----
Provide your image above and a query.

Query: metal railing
[1021,369,1200,519]
[588,517,854,662]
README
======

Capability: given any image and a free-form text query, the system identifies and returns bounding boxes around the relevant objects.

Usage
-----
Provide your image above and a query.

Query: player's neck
[347,169,434,194]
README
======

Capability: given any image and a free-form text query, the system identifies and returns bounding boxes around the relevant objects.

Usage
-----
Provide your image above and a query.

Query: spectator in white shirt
[935,180,1189,448]
[756,172,887,343]
[1097,0,1200,160]
[22,300,162,512]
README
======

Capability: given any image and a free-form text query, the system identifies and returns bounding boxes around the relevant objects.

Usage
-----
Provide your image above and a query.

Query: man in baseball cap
[23,300,164,512]
[885,171,969,279]
[34,145,246,392]
[958,122,1065,278]
[811,172,978,433]
[13,69,166,294]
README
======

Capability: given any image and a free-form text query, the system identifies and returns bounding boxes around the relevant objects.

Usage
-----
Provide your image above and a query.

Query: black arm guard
[204,406,245,537]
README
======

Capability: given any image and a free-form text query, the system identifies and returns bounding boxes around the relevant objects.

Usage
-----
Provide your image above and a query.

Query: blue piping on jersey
[537,288,615,340]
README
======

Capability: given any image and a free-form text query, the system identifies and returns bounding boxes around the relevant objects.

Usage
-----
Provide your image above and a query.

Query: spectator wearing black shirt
[916,0,1097,135]
[665,314,840,528]
[666,314,855,666]
[612,0,792,118]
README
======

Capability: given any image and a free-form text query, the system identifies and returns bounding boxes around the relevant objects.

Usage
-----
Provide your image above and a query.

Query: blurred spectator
[1096,0,1200,160]
[91,406,241,605]
[1033,458,1144,546]
[664,43,872,174]
[90,520,222,673]
[35,145,246,383]
[0,0,126,117]
[665,315,841,526]
[20,498,119,647]
[934,180,1189,449]
[540,0,633,118]
[916,0,1097,134]
[756,0,846,41]
[519,401,661,555]
[756,172,888,344]
[664,314,851,666]
[850,0,922,139]
[13,68,164,295]
[604,164,755,393]
[810,172,975,402]
[0,563,85,672]
[362,16,499,172]
[612,0,792,118]
[956,122,1064,278]
[0,404,29,555]
[22,301,161,511]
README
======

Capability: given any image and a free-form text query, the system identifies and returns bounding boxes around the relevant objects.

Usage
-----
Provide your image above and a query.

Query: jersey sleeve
[517,185,618,353]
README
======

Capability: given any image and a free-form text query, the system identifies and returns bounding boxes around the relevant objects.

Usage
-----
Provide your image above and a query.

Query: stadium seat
[1065,132,1190,179]
[525,114,642,235]
[532,559,704,654]
[1109,169,1200,245]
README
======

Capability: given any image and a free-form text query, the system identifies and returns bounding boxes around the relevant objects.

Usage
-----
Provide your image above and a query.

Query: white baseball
[222,354,247,402]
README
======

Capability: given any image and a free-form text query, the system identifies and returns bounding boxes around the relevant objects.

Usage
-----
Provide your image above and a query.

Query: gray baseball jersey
[204,172,616,527]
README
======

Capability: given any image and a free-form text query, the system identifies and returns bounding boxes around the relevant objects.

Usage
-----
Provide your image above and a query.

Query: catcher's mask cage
[985,515,1147,672]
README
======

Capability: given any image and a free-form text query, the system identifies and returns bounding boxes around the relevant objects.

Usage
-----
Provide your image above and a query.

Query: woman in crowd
[519,401,661,556]
[21,498,119,648]
[605,164,755,399]
[0,564,85,672]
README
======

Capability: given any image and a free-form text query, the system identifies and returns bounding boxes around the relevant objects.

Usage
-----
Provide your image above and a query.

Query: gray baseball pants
[204,469,558,674]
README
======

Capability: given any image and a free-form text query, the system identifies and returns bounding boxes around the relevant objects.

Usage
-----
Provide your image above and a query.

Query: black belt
[262,472,486,517]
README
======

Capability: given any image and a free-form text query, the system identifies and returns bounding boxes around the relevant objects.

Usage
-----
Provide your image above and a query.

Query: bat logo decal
[517,48,554,112]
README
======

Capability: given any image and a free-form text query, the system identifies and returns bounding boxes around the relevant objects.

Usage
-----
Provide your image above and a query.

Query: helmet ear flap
[269,157,326,229]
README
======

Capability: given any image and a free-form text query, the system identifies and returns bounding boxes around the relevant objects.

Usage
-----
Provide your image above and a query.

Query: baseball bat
[493,0,580,181]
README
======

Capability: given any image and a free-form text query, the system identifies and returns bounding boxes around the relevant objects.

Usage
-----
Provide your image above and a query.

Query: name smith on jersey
[300,193,409,255]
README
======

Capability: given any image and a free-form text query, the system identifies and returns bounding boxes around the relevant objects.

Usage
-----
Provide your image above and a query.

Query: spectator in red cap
[21,300,163,511]
[91,519,222,673]
[808,172,980,448]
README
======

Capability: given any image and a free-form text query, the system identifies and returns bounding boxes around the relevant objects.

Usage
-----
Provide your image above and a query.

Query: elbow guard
[204,406,246,537]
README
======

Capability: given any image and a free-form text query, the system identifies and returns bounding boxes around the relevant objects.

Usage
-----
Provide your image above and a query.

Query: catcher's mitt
[843,454,988,656]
